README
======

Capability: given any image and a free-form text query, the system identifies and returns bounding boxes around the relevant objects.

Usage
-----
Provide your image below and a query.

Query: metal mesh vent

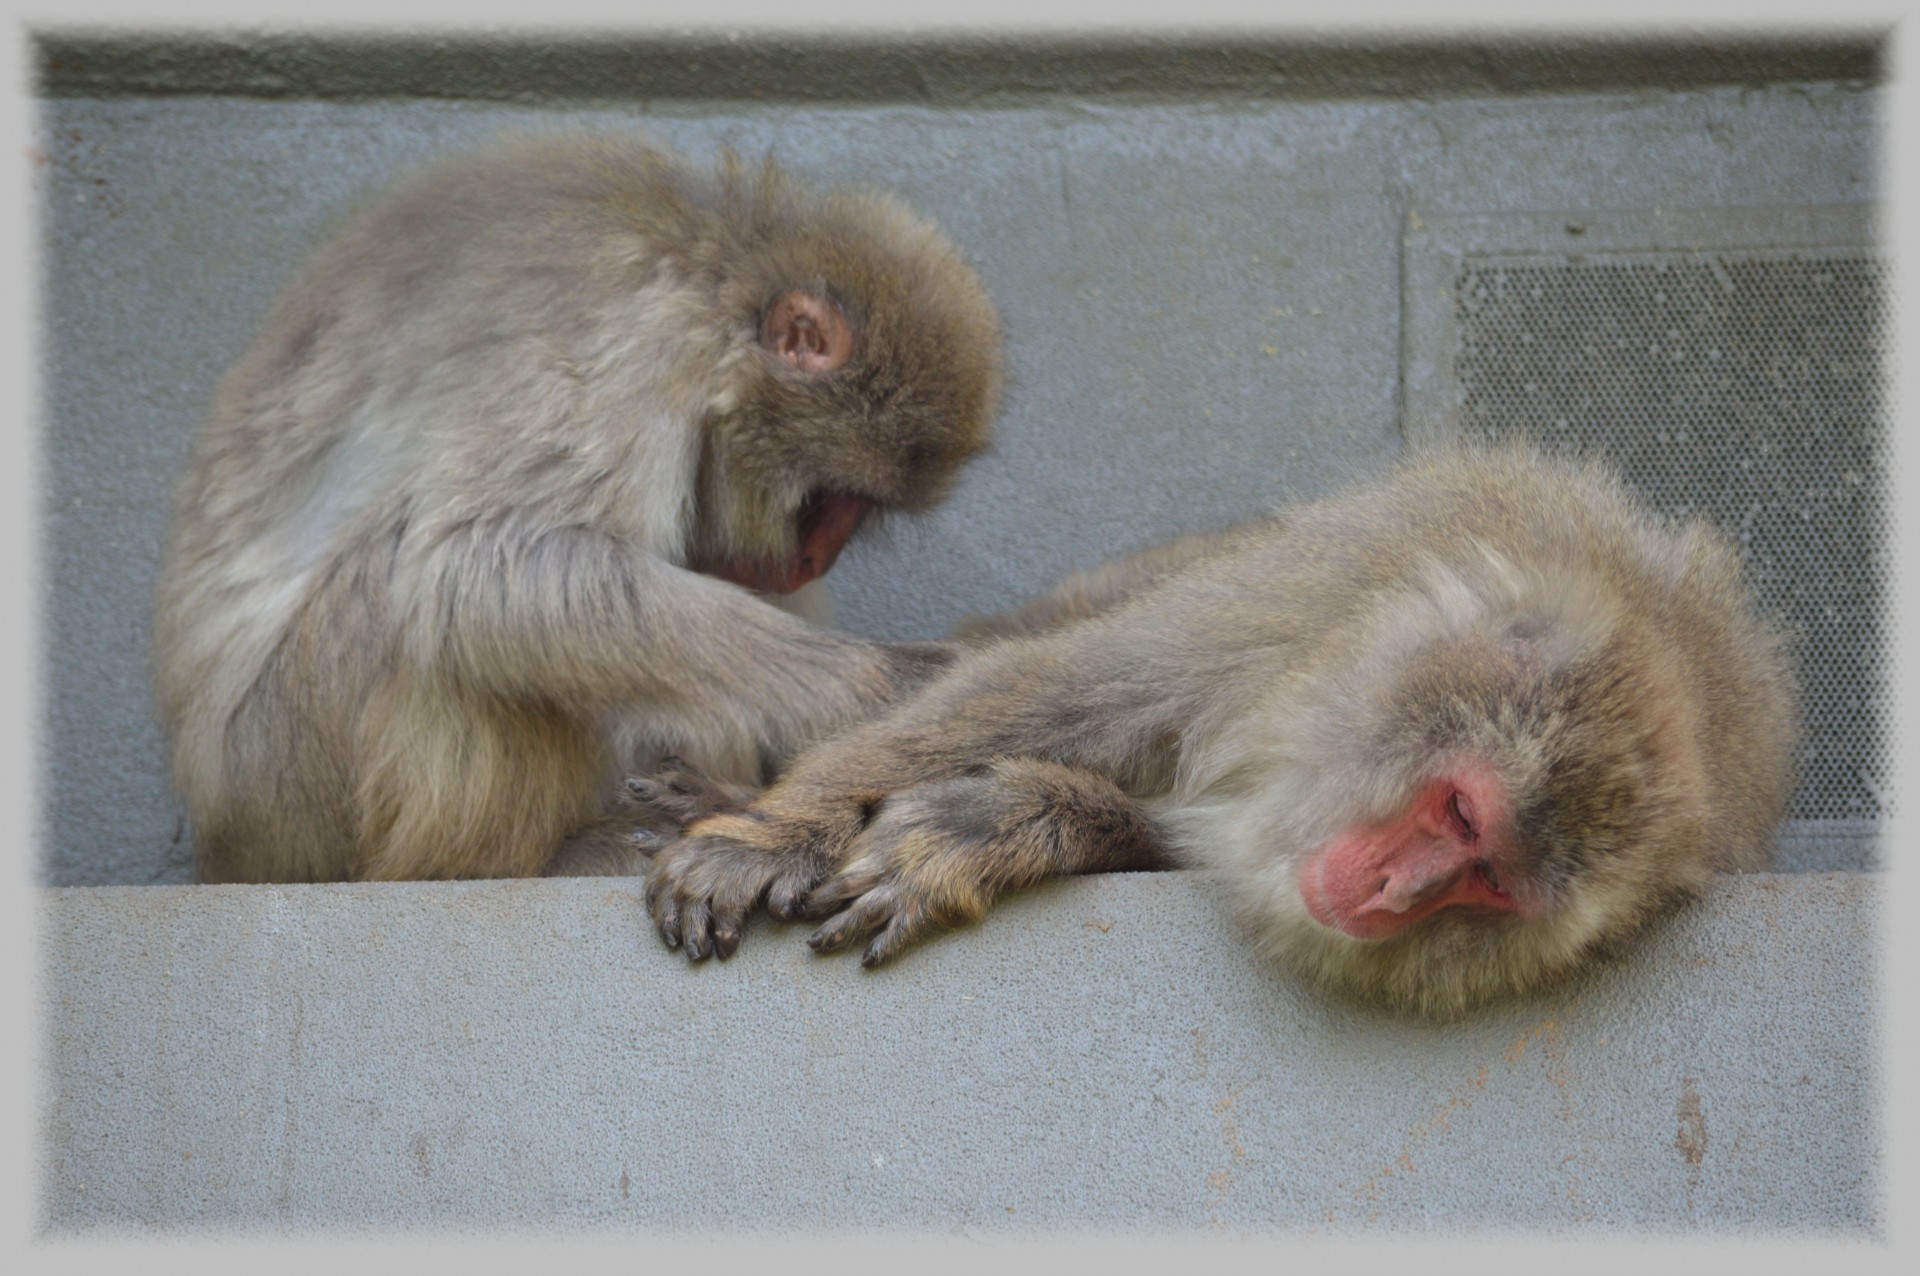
[1449,250,1890,825]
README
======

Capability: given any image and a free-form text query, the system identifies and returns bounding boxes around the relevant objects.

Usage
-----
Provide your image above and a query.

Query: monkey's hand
[644,776,1005,966]
[644,805,853,961]
[803,759,1166,967]
[624,757,762,830]
[645,759,1163,965]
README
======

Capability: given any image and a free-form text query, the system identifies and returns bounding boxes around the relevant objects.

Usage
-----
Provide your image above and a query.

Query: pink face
[707,290,870,595]
[1297,764,1530,940]
[707,490,872,595]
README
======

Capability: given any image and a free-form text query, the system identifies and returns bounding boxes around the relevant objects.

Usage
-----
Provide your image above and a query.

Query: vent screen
[1402,208,1888,852]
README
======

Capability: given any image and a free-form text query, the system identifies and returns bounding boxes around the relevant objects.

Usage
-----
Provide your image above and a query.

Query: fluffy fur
[153,133,1001,882]
[643,447,1797,1017]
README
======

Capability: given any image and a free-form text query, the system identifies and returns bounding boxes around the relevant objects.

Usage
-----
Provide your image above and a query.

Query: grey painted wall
[36,81,1879,885]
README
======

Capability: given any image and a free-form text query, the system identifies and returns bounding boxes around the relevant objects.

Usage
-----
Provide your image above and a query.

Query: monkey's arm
[799,759,1169,966]
[395,518,947,755]
[645,620,1196,962]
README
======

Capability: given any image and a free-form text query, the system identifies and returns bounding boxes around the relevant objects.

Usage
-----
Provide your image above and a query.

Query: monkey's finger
[861,902,934,968]
[797,857,886,920]
[795,877,853,918]
[654,892,684,950]
[626,827,674,857]
[807,892,895,955]
[625,776,707,824]
[625,774,678,802]
[765,864,825,921]
[707,888,763,960]
[630,763,763,824]
[680,898,715,961]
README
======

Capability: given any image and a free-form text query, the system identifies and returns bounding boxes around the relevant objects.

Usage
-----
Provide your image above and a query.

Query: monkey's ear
[762,291,854,374]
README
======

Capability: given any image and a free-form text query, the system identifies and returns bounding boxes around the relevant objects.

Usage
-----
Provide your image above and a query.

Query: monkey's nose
[1376,872,1447,914]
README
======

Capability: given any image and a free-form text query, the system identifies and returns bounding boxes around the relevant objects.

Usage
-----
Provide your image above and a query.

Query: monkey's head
[1181,522,1796,1019]
[694,178,1003,596]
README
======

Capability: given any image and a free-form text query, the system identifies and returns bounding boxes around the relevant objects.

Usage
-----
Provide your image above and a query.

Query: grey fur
[152,133,1002,882]
[645,447,1798,1016]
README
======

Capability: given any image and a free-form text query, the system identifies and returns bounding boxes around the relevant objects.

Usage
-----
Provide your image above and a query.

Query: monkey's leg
[800,758,1168,967]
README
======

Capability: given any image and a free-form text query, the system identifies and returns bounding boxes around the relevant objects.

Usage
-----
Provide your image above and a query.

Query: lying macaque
[639,447,1798,1016]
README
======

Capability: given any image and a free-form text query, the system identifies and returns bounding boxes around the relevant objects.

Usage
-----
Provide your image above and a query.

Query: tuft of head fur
[152,130,1002,884]
[687,149,1003,568]
[1169,446,1798,1018]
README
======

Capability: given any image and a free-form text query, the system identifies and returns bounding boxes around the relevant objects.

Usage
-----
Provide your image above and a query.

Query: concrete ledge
[40,871,1879,1236]
[32,29,1886,104]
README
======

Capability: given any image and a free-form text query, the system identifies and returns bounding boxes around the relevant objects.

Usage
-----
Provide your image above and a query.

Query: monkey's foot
[644,814,837,961]
[624,757,761,829]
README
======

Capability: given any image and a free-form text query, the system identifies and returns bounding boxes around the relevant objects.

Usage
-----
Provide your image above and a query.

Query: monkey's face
[1293,761,1532,942]
[701,488,873,596]
[1188,605,1711,1018]
[691,188,1002,595]
[698,277,1000,595]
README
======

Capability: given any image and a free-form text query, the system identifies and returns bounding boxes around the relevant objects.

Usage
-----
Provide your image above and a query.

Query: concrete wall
[41,871,1881,1236]
[31,31,1887,1239]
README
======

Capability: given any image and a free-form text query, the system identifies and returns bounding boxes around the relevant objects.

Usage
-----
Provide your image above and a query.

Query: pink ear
[762,291,853,373]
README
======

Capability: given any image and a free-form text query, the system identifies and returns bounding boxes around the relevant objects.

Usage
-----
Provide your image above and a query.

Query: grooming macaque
[642,448,1798,1016]
[153,134,1002,882]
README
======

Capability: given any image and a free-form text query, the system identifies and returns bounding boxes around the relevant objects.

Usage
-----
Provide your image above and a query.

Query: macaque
[641,448,1798,1017]
[152,133,1002,883]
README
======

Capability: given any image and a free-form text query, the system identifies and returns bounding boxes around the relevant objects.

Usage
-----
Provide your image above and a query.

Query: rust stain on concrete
[1675,1077,1708,1167]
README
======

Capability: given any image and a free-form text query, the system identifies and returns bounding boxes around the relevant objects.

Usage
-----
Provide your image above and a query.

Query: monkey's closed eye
[1446,790,1476,841]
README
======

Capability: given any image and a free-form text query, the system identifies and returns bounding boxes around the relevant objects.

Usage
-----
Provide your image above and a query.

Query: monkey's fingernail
[714,928,739,958]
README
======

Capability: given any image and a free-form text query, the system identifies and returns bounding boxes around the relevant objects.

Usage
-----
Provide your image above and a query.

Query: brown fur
[643,447,1798,1016]
[153,133,1002,883]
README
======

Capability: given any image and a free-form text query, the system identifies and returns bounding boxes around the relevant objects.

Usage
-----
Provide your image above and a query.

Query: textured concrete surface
[39,870,1880,1237]
[35,80,1880,885]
